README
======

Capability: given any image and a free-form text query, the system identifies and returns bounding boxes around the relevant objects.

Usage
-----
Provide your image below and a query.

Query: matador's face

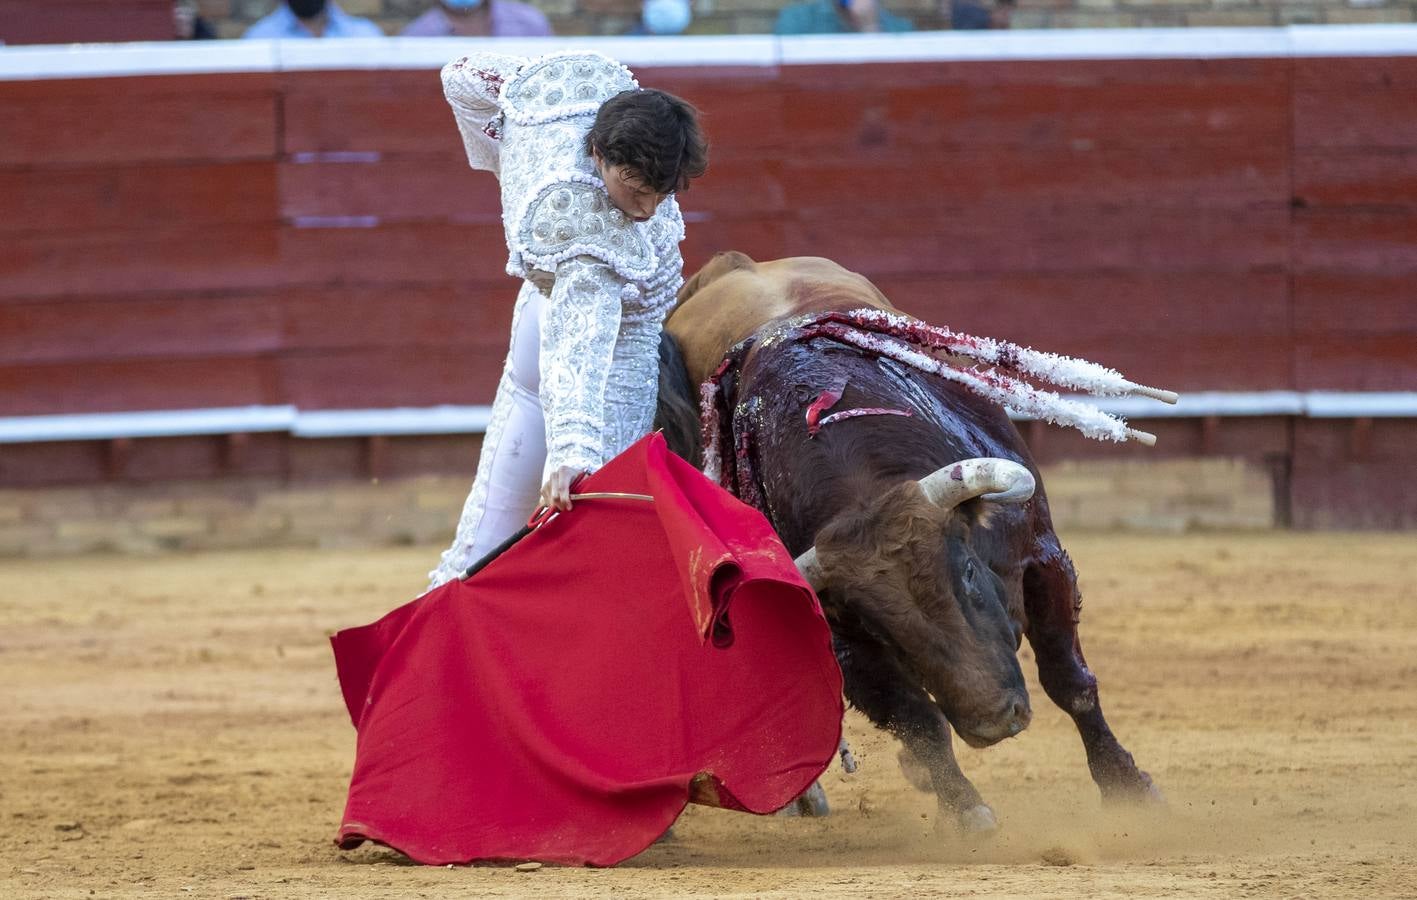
[592,151,667,223]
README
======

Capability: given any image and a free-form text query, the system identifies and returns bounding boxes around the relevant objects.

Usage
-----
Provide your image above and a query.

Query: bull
[655,253,1166,832]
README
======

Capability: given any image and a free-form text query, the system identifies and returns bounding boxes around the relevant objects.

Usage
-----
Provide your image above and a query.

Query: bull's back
[668,254,896,386]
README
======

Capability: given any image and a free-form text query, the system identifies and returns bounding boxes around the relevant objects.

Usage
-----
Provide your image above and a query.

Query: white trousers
[427,283,548,589]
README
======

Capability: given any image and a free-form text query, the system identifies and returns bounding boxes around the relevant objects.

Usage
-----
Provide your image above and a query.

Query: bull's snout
[1003,694,1032,735]
[956,691,1032,748]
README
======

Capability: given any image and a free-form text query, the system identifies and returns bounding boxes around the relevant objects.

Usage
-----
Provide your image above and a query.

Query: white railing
[0,392,1413,444]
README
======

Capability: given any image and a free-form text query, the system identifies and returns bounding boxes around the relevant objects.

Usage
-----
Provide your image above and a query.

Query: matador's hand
[539,466,588,512]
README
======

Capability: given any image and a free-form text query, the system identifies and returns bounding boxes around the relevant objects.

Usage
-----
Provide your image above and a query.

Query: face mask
[642,0,691,34]
[444,0,486,9]
[287,0,327,18]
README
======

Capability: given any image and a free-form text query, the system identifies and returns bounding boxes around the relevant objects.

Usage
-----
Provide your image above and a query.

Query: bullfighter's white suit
[427,52,687,589]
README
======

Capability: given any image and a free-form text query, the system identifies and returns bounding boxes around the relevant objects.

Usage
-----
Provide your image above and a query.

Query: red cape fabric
[331,434,843,867]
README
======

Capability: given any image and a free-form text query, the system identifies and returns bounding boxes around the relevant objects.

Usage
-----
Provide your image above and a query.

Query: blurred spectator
[948,0,1012,29]
[243,1,384,39]
[174,0,216,39]
[626,0,693,35]
[775,0,912,35]
[402,0,552,37]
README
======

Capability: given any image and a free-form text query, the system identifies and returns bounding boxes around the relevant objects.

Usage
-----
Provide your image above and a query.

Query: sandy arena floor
[2,532,1415,898]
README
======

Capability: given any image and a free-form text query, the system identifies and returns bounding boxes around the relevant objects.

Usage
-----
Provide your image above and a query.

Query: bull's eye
[962,560,976,590]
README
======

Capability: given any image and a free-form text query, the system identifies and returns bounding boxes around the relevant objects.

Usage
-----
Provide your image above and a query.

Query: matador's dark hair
[585,88,709,195]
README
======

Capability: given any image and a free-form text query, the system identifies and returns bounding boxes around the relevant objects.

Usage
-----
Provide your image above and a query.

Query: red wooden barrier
[1,53,1414,525]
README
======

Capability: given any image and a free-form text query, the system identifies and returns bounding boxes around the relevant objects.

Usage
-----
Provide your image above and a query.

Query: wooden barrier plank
[1026,417,1290,464]
[679,158,785,217]
[0,358,279,416]
[1292,419,1417,528]
[1295,274,1417,335]
[1293,209,1417,273]
[279,347,505,409]
[276,221,511,286]
[1295,338,1417,391]
[0,283,517,365]
[873,272,1291,337]
[0,221,516,302]
[280,70,457,156]
[278,156,498,222]
[1005,336,1293,393]
[375,434,482,479]
[775,145,1287,213]
[786,205,1288,276]
[0,224,281,301]
[0,433,287,485]
[778,72,1289,154]
[0,74,278,166]
[639,83,789,153]
[1294,56,1417,91]
[0,441,108,486]
[1293,149,1417,208]
[1294,85,1417,150]
[0,293,285,365]
[0,162,277,235]
[281,283,514,351]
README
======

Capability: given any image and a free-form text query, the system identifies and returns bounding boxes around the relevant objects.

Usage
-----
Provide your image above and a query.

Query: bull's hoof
[777,781,831,817]
[1101,771,1165,808]
[957,804,999,835]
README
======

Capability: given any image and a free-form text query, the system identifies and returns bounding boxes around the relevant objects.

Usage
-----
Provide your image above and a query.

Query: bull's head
[794,459,1035,748]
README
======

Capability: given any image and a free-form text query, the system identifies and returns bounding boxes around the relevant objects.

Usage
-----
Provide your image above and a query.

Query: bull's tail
[654,329,703,465]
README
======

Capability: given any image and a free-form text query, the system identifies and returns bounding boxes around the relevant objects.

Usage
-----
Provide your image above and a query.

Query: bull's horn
[1125,383,1179,405]
[794,546,825,591]
[918,458,1036,509]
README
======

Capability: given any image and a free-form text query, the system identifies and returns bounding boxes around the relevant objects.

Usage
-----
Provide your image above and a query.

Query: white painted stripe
[0,406,296,444]
[292,406,492,437]
[778,25,1417,65]
[776,28,1295,65]
[1289,23,1417,57]
[0,39,276,81]
[1061,391,1305,420]
[1,393,1413,444]
[1305,392,1417,418]
[276,35,779,71]
[3,26,1414,82]
[275,36,557,72]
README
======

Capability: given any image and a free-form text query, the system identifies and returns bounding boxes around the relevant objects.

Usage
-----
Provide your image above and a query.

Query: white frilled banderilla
[700,307,1178,490]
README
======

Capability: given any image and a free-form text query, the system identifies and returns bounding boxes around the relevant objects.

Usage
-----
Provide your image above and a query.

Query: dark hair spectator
[948,0,1013,29]
[174,1,216,39]
[242,1,384,39]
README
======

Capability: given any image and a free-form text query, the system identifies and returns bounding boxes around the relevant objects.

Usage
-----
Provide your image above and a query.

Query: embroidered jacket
[441,51,686,476]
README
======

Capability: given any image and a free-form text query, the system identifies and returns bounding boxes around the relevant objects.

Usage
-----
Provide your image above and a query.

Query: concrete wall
[0,452,1276,559]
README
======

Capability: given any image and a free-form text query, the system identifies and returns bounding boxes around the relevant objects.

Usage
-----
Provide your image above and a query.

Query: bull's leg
[1022,546,1161,803]
[837,635,998,833]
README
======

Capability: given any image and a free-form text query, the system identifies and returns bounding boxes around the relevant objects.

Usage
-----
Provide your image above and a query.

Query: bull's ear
[917,459,1035,510]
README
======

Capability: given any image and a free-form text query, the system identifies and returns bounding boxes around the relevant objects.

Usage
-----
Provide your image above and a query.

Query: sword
[459,492,655,580]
